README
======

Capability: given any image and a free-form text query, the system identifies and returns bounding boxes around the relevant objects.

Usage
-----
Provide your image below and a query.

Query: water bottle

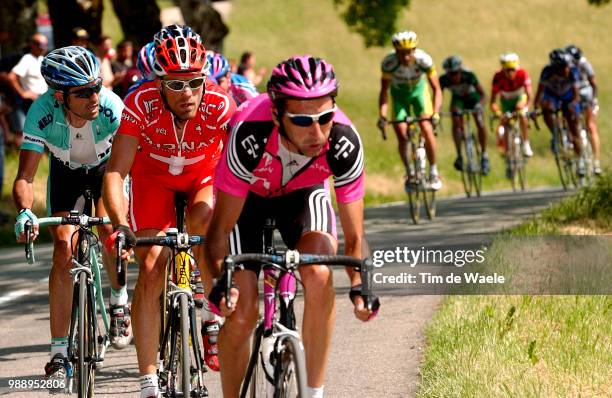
[416,147,426,171]
[260,335,275,397]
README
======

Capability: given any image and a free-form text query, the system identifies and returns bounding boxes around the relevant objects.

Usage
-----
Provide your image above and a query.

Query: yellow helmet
[500,53,520,69]
[392,31,418,50]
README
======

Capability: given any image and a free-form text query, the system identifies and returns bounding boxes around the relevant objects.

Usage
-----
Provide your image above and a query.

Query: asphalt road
[0,187,568,397]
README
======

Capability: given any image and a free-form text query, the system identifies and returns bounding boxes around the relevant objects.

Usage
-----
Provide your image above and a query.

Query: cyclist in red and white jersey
[102,25,236,398]
[490,53,534,158]
[205,55,379,398]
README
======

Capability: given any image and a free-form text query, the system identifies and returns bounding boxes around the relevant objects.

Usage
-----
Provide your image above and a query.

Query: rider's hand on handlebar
[431,112,441,127]
[208,275,240,317]
[15,209,39,243]
[106,224,136,260]
[376,116,387,131]
[350,284,380,322]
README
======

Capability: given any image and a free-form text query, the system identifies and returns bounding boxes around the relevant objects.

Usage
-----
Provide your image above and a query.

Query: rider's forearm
[102,171,128,226]
[204,233,230,278]
[378,90,389,118]
[344,235,366,286]
[12,179,34,210]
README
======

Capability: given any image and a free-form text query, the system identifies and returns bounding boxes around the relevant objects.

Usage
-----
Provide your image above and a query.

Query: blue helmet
[206,51,230,83]
[136,42,156,79]
[41,46,100,90]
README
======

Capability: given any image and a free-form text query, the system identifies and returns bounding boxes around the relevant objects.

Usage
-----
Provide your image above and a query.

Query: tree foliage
[587,0,610,5]
[333,0,411,47]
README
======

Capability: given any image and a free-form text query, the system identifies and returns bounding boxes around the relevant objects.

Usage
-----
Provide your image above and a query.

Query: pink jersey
[215,94,365,203]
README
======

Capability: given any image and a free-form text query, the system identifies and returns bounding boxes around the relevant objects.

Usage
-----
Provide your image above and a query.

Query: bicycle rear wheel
[423,187,436,220]
[553,128,572,190]
[274,336,308,398]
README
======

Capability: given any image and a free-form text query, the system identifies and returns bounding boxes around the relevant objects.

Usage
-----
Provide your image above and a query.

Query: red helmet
[152,24,207,76]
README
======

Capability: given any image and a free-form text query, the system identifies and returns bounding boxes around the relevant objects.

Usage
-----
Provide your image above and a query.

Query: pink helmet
[267,55,338,100]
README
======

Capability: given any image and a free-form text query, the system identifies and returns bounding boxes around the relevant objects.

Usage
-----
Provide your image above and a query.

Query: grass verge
[417,173,612,397]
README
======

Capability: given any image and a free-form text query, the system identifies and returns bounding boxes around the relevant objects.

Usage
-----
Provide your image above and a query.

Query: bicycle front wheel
[77,272,95,398]
[275,336,308,398]
[423,188,436,220]
[178,293,192,397]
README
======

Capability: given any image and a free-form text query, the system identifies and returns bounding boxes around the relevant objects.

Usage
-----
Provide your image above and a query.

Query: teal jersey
[22,86,124,169]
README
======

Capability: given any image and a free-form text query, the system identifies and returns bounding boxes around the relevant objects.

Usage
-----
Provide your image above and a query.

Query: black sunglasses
[70,81,102,98]
[285,105,337,127]
[162,77,206,92]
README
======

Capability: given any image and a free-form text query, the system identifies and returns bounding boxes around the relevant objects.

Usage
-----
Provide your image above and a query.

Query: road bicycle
[24,190,111,397]
[490,111,530,192]
[221,219,377,398]
[442,109,484,197]
[119,192,208,397]
[380,117,437,224]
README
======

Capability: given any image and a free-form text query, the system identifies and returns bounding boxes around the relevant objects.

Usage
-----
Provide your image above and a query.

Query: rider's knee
[52,240,72,268]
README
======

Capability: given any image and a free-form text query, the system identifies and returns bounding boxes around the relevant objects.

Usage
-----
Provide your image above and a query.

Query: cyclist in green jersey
[378,31,443,190]
[439,55,489,175]
[13,46,132,386]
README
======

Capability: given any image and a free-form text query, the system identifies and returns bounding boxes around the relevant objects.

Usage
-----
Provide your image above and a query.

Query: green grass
[418,172,612,397]
[511,172,612,234]
[419,295,611,397]
[223,0,612,202]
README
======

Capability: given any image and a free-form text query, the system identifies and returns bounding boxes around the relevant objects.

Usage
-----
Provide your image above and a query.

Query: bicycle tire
[179,293,191,397]
[242,328,269,398]
[406,144,422,224]
[77,271,94,398]
[274,336,308,398]
[469,132,483,197]
[459,137,473,197]
[423,188,436,220]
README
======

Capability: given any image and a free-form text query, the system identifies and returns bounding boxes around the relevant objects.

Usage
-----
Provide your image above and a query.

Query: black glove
[349,284,381,321]
[114,224,136,248]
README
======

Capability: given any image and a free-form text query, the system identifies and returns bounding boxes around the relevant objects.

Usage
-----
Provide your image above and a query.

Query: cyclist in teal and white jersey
[565,44,602,175]
[206,51,258,106]
[12,46,132,385]
[378,31,443,190]
[439,55,489,175]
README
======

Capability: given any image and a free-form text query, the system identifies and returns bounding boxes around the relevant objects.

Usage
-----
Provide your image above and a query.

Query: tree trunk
[48,0,104,48]
[175,0,229,53]
[111,0,162,48]
[0,0,37,57]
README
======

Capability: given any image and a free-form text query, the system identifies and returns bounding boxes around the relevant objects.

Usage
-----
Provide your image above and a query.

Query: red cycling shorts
[128,165,215,232]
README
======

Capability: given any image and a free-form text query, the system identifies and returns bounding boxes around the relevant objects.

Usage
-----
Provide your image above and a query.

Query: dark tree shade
[333,0,411,47]
[0,0,38,56]
[174,0,229,53]
[48,0,103,47]
[587,0,610,5]
[111,0,162,48]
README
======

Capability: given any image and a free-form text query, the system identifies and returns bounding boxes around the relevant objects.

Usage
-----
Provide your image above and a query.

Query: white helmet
[500,53,520,69]
[392,31,418,50]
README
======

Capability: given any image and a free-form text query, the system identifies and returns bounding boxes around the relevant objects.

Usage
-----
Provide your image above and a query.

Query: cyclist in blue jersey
[565,44,602,175]
[206,51,258,106]
[533,49,584,174]
[126,42,156,96]
[12,46,132,386]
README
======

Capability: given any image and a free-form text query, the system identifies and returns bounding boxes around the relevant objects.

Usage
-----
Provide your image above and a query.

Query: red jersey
[491,68,531,100]
[119,79,236,178]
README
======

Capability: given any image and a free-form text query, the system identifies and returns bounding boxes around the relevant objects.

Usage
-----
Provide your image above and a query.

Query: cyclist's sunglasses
[162,77,206,92]
[70,81,102,98]
[285,105,337,127]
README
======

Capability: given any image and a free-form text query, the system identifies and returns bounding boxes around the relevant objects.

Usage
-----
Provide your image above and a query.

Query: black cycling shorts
[229,184,337,274]
[48,156,106,215]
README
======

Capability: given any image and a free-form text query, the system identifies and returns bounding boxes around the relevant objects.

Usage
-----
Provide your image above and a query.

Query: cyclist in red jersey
[490,53,534,158]
[102,25,236,398]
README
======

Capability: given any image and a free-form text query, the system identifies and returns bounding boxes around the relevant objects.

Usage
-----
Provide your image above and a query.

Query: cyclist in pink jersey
[102,25,236,398]
[205,55,379,398]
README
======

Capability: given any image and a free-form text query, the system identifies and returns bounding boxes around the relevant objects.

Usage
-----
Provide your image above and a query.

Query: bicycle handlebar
[135,234,206,248]
[222,252,376,311]
[23,215,110,265]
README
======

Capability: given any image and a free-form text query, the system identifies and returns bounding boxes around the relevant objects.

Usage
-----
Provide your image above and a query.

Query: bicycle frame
[25,206,111,396]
